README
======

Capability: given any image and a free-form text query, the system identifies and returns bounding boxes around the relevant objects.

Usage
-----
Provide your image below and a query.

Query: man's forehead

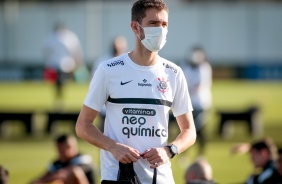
[143,8,168,22]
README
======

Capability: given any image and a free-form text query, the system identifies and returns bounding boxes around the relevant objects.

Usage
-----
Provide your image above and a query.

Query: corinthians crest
[157,77,169,93]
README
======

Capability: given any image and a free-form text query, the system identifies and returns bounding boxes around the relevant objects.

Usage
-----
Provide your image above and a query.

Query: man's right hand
[108,142,141,164]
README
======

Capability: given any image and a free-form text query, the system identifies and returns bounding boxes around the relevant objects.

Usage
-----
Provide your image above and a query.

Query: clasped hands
[109,142,171,169]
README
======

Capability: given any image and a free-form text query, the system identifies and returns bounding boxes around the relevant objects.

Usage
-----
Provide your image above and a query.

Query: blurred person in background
[184,158,214,184]
[42,22,85,99]
[0,165,9,184]
[91,35,128,77]
[246,138,280,184]
[76,0,196,183]
[91,36,128,132]
[30,134,95,184]
[181,46,212,156]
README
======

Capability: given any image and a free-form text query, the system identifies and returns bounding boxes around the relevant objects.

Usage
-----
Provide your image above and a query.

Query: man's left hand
[140,147,171,169]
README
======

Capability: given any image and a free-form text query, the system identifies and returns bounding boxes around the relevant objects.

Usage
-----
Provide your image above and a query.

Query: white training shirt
[84,53,193,184]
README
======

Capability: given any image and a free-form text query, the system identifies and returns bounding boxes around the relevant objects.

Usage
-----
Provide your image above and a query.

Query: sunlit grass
[0,79,281,184]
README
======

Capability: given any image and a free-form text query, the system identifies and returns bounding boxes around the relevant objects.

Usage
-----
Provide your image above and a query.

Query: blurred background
[0,0,282,184]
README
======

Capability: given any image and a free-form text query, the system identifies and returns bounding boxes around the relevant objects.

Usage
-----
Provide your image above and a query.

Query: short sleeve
[171,68,193,117]
[84,64,108,111]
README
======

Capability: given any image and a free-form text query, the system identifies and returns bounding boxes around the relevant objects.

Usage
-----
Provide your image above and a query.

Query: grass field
[0,79,281,184]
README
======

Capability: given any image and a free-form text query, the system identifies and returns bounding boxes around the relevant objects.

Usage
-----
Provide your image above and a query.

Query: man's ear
[131,21,139,35]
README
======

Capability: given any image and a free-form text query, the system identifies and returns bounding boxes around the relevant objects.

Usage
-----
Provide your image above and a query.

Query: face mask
[137,23,168,52]
[191,51,205,64]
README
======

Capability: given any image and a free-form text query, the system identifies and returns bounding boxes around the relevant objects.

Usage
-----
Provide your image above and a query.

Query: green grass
[0,79,281,184]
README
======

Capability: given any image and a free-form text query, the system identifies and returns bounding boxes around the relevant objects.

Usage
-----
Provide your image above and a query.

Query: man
[181,46,212,156]
[246,138,280,184]
[31,134,95,184]
[76,0,196,183]
[43,23,85,98]
[185,158,214,184]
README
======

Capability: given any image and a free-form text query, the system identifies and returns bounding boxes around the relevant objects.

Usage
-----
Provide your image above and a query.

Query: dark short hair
[131,0,168,23]
[251,138,277,160]
[54,22,66,32]
[56,134,72,144]
[192,45,205,53]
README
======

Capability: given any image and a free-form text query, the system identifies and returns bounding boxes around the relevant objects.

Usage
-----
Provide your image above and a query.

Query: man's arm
[75,105,141,164]
[30,171,51,184]
[142,112,196,168]
[171,111,196,153]
[30,171,66,184]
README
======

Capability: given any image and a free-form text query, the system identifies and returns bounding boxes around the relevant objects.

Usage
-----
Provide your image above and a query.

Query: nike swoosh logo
[120,80,133,85]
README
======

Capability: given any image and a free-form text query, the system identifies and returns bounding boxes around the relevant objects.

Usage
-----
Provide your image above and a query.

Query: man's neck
[129,48,158,66]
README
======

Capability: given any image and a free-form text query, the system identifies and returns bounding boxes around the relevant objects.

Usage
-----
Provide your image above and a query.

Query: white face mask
[137,23,168,52]
[191,51,205,64]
